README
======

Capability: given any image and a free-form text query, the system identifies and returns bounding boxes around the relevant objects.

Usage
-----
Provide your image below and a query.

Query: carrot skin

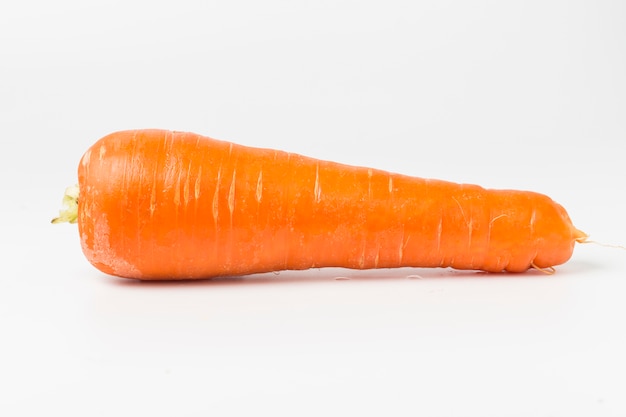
[77,129,584,279]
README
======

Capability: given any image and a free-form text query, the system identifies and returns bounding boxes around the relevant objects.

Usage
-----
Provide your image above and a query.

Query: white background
[1,1,625,416]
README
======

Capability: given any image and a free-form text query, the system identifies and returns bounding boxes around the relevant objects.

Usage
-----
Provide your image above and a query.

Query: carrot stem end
[51,184,80,224]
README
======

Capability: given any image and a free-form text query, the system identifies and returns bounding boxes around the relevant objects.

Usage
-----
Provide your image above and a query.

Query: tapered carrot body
[74,129,585,279]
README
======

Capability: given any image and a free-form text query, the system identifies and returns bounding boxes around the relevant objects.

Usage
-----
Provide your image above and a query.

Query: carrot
[53,129,587,280]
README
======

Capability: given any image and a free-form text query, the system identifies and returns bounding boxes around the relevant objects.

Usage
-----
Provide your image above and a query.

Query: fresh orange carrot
[53,129,586,280]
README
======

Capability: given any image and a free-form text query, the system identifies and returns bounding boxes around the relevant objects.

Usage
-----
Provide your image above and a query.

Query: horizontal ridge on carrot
[53,129,586,280]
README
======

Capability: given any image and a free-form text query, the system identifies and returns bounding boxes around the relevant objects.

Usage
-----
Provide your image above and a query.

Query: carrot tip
[574,229,589,244]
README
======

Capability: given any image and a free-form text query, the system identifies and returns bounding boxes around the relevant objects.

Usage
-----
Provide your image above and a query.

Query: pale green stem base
[51,185,80,224]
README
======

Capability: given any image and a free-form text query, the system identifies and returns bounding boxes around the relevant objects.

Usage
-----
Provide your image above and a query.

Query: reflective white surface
[1,1,625,415]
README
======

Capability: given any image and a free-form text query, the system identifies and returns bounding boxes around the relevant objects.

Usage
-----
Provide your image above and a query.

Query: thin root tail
[530,262,556,275]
